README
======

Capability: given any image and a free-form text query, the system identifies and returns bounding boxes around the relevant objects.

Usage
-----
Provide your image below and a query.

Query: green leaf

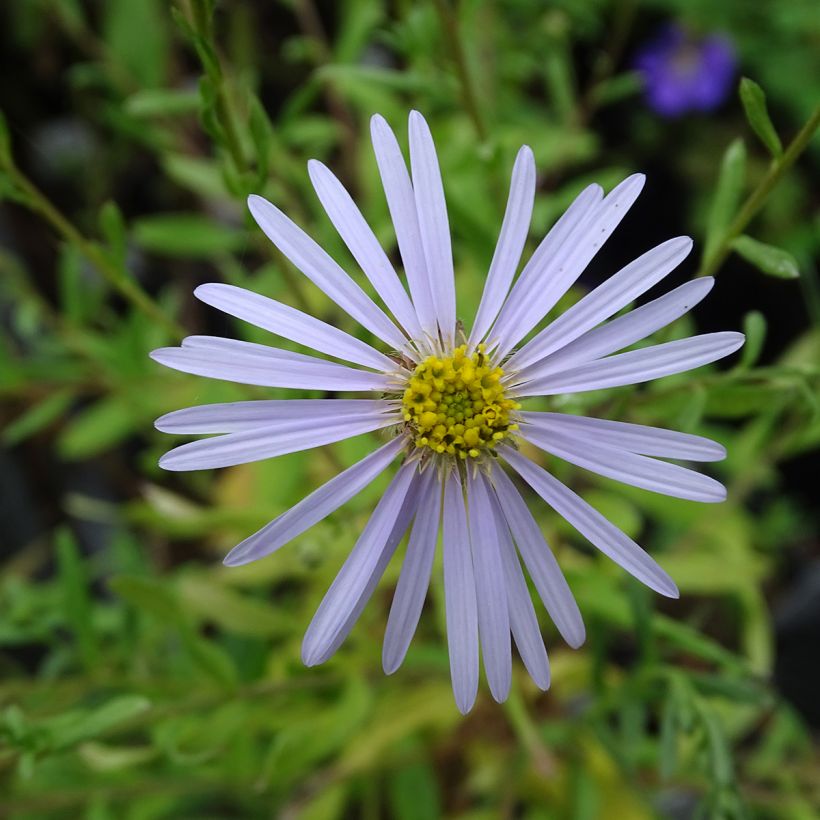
[99,201,127,268]
[109,575,183,623]
[180,632,238,686]
[739,78,783,158]
[704,139,746,263]
[48,696,151,749]
[133,213,244,257]
[739,311,767,369]
[731,235,799,279]
[102,0,169,88]
[58,396,140,459]
[55,528,98,668]
[0,108,11,165]
[2,389,75,446]
[124,88,200,118]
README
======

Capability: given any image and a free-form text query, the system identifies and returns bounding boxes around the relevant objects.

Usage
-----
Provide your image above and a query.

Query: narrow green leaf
[180,632,238,686]
[0,109,11,165]
[739,78,783,158]
[659,693,678,780]
[124,88,200,118]
[99,201,127,268]
[55,527,98,668]
[704,139,746,263]
[109,575,183,623]
[133,213,244,257]
[2,389,75,446]
[739,311,767,369]
[731,235,799,279]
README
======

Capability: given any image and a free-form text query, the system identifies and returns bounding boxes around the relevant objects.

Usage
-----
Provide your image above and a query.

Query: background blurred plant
[0,0,818,817]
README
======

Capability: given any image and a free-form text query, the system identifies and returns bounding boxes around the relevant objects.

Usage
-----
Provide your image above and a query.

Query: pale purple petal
[502,448,679,598]
[516,332,745,396]
[516,278,715,382]
[194,283,397,371]
[223,437,404,567]
[247,194,408,351]
[489,493,550,690]
[508,236,693,371]
[467,470,511,704]
[469,146,536,346]
[150,337,394,392]
[307,160,425,342]
[519,412,726,462]
[442,470,479,714]
[489,183,602,353]
[309,474,422,665]
[383,468,440,674]
[519,426,727,503]
[409,110,457,346]
[302,463,417,666]
[493,174,646,357]
[156,399,395,435]
[370,114,437,338]
[490,467,585,647]
[158,411,397,471]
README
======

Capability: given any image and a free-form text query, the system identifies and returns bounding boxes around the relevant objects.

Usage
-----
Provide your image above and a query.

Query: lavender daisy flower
[634,24,736,117]
[151,111,743,713]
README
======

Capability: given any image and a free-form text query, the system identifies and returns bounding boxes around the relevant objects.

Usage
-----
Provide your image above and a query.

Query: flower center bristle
[401,344,519,459]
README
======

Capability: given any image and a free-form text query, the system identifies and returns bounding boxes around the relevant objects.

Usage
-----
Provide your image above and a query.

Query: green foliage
[1,1,819,818]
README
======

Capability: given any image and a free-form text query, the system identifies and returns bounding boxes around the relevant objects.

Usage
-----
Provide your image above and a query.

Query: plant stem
[1,161,183,339]
[697,106,820,278]
[433,0,488,141]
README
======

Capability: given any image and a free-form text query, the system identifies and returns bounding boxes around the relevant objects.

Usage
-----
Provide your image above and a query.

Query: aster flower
[634,24,736,117]
[151,111,743,713]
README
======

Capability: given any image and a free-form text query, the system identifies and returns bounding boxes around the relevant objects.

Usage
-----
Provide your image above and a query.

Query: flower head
[151,111,743,713]
[634,24,736,117]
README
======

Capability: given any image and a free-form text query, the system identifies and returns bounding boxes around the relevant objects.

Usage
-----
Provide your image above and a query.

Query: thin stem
[1,161,183,339]
[433,0,488,141]
[697,106,820,278]
[293,0,359,183]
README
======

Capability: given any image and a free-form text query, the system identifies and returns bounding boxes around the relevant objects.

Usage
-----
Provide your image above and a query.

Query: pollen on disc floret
[401,343,520,460]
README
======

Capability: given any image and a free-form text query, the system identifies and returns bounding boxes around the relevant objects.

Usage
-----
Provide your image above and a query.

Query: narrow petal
[519,412,726,462]
[309,474,422,665]
[194,283,397,371]
[515,278,715,382]
[307,160,424,341]
[302,463,417,666]
[489,493,550,690]
[223,437,404,567]
[508,236,693,372]
[502,448,679,598]
[442,470,479,714]
[156,399,395,435]
[466,470,511,703]
[469,146,536,346]
[409,110,457,345]
[247,194,408,351]
[491,467,585,648]
[520,426,727,503]
[370,114,437,336]
[516,332,745,396]
[150,337,394,392]
[489,182,602,354]
[158,411,397,471]
[493,174,646,357]
[383,469,440,674]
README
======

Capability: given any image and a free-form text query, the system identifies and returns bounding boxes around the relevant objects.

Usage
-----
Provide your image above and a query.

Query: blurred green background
[1,1,819,817]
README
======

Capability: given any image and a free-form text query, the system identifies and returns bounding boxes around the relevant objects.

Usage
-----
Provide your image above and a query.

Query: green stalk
[697,106,820,278]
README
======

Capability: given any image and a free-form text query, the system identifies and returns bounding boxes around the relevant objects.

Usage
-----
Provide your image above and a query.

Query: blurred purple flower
[634,24,736,117]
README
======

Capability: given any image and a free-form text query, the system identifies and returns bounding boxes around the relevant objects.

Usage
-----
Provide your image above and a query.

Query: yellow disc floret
[401,344,519,459]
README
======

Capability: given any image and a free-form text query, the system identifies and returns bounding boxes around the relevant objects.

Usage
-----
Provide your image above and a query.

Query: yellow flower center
[401,344,519,459]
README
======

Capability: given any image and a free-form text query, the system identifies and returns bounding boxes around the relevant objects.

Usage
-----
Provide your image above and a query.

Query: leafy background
[1,0,819,817]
